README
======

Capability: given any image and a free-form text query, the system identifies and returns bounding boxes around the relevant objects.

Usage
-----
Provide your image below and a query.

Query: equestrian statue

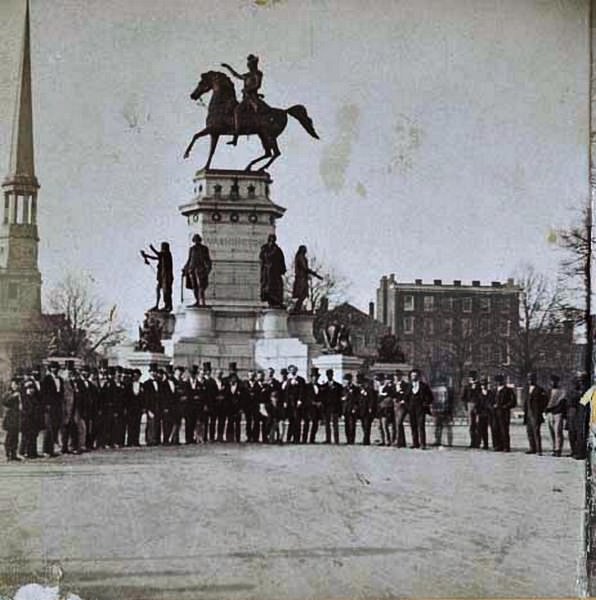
[183,54,319,171]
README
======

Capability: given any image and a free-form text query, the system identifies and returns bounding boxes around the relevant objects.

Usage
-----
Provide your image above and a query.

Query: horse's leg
[244,134,272,171]
[257,137,281,172]
[204,133,220,170]
[183,127,210,159]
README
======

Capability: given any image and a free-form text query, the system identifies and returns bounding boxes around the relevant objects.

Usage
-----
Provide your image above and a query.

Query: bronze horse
[183,71,319,171]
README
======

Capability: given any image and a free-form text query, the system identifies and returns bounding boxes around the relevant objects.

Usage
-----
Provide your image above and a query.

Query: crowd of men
[0,360,591,461]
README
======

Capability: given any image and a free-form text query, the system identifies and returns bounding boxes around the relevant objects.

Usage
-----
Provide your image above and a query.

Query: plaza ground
[0,423,585,600]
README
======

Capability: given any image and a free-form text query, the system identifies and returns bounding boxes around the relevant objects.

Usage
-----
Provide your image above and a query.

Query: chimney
[369,302,375,319]
[472,280,480,287]
[415,279,423,285]
[453,280,461,287]
[433,279,442,286]
[491,281,501,288]
[389,273,396,283]
[506,277,515,287]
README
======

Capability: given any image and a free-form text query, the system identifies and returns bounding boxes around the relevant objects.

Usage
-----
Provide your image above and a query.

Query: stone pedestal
[173,306,215,341]
[369,362,413,377]
[312,354,364,382]
[255,338,310,376]
[125,352,170,378]
[261,308,289,339]
[288,312,316,345]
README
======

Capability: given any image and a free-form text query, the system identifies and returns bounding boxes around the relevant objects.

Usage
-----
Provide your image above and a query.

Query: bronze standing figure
[291,245,322,313]
[141,242,174,312]
[182,234,212,307]
[184,55,319,171]
[259,234,286,308]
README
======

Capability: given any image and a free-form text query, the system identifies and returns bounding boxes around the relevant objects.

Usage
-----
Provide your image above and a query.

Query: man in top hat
[493,374,517,452]
[201,362,219,442]
[430,374,454,448]
[355,372,376,446]
[461,370,481,448]
[79,365,98,450]
[243,369,261,443]
[186,365,203,443]
[66,363,87,454]
[226,372,244,442]
[303,367,323,444]
[40,361,63,457]
[544,374,567,457]
[406,369,433,450]
[3,377,22,461]
[476,376,492,450]
[320,368,343,444]
[212,369,229,442]
[342,373,358,445]
[143,363,162,446]
[169,366,188,445]
[183,234,212,308]
[524,373,548,455]
[392,369,409,448]
[285,364,305,443]
[124,369,144,447]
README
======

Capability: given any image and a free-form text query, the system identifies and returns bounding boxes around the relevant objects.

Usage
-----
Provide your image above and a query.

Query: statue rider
[221,54,264,147]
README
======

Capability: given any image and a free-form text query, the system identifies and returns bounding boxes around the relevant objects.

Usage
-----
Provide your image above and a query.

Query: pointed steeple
[5,0,38,188]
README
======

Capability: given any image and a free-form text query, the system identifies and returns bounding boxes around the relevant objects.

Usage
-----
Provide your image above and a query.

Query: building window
[481,344,491,364]
[480,316,490,336]
[500,320,511,337]
[404,295,414,312]
[402,341,414,361]
[461,318,471,337]
[442,297,453,311]
[444,318,453,336]
[423,296,435,312]
[463,297,472,313]
[8,283,18,300]
[423,318,434,336]
[480,297,491,313]
[403,316,414,334]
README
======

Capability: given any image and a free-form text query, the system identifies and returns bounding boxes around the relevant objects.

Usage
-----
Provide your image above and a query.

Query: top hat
[494,374,505,384]
[191,364,199,374]
[132,368,142,377]
[203,362,212,372]
[310,367,319,378]
[343,373,353,381]
[149,363,159,372]
[356,372,366,382]
[99,358,109,369]
[326,368,334,377]
[468,370,478,379]
[280,368,288,376]
[228,362,237,372]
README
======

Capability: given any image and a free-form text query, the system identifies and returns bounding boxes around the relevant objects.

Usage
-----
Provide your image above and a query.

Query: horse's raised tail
[287,105,319,139]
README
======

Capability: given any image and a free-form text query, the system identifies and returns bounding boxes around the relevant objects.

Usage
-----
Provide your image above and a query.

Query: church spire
[5,0,38,187]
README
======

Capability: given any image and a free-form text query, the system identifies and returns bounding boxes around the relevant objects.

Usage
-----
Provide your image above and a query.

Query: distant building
[313,302,389,360]
[0,2,43,381]
[375,275,520,386]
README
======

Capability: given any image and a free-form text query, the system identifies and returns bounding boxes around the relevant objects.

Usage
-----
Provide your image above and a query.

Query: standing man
[544,374,566,457]
[407,369,433,449]
[259,234,287,309]
[244,370,261,442]
[567,373,588,458]
[321,368,342,444]
[376,373,395,446]
[392,370,409,448]
[477,377,492,450]
[125,369,144,447]
[40,362,63,457]
[286,364,305,443]
[493,374,517,452]
[431,375,454,448]
[342,373,358,445]
[461,370,481,448]
[143,364,162,446]
[303,367,323,443]
[20,378,40,458]
[3,378,22,461]
[356,373,376,445]
[226,373,243,442]
[183,234,212,308]
[524,373,548,455]
[186,365,203,443]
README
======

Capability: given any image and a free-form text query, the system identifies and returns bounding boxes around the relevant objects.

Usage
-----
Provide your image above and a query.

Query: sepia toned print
[0,1,594,599]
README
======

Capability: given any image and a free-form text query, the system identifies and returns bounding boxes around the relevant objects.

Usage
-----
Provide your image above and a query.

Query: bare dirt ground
[0,423,585,600]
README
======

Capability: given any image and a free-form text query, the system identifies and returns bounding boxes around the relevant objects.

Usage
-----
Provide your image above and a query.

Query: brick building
[375,275,520,387]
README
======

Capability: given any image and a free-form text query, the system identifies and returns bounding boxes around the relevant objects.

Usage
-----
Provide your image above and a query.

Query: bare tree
[44,273,126,360]
[556,207,595,381]
[497,265,570,382]
[284,254,351,312]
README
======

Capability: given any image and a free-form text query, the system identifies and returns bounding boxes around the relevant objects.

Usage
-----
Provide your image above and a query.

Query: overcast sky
[0,0,589,329]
